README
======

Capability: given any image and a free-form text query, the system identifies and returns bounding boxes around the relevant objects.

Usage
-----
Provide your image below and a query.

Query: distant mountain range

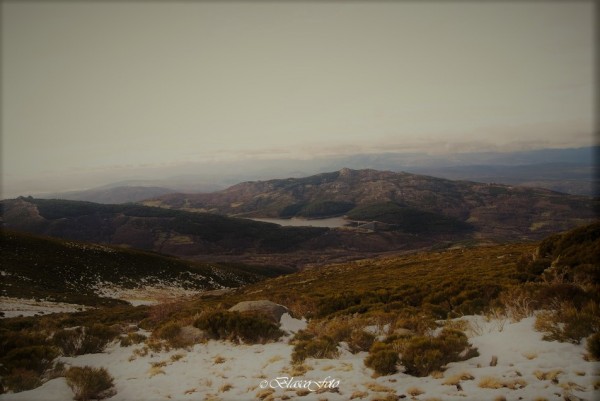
[23,146,598,201]
[35,185,176,204]
[3,169,597,268]
[145,168,597,241]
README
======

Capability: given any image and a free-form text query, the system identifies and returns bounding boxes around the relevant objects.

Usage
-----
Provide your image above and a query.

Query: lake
[247,216,350,228]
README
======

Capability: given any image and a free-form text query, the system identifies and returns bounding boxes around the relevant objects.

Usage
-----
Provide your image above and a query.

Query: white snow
[93,285,205,306]
[0,297,90,318]
[1,315,598,401]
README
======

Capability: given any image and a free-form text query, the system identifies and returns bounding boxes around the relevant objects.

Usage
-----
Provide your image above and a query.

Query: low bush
[2,345,58,374]
[193,310,283,344]
[119,332,147,347]
[534,300,600,344]
[398,328,476,377]
[291,331,339,363]
[65,366,115,401]
[587,332,600,360]
[2,368,41,392]
[364,342,399,375]
[52,324,121,356]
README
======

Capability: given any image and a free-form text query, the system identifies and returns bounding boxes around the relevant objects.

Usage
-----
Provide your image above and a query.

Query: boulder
[228,300,288,322]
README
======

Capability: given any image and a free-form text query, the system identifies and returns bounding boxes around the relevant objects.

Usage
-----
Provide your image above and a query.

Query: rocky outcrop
[228,300,288,322]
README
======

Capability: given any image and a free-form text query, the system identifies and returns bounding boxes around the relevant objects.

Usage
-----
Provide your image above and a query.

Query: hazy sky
[1,1,596,196]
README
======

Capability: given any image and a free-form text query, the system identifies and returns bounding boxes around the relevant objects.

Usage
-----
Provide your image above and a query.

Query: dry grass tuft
[533,369,562,381]
[213,355,226,364]
[350,390,368,399]
[406,386,424,396]
[478,376,503,389]
[255,388,275,400]
[219,383,232,392]
[365,382,395,393]
[443,371,474,385]
[522,351,538,360]
[430,370,444,379]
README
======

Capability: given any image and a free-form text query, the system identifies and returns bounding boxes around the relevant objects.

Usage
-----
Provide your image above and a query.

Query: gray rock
[228,300,288,322]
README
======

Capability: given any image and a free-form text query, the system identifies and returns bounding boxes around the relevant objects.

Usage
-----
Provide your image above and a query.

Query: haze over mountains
[21,146,598,201]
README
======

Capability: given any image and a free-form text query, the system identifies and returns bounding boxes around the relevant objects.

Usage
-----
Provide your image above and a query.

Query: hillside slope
[144,168,596,240]
[0,198,328,259]
[0,230,291,307]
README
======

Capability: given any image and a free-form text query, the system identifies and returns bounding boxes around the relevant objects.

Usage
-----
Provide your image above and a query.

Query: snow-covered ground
[0,297,90,318]
[1,316,598,401]
[93,285,203,306]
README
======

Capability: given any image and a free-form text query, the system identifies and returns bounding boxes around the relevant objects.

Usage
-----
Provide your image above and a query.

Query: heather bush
[65,366,115,401]
[119,332,147,347]
[534,300,600,344]
[194,310,283,344]
[291,331,339,363]
[587,332,600,360]
[399,328,476,377]
[2,368,41,392]
[364,342,399,375]
[2,345,58,374]
[53,324,120,356]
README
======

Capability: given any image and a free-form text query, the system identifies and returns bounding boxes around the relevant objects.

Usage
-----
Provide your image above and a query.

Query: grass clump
[194,310,283,344]
[291,331,339,363]
[65,366,116,401]
[119,332,147,347]
[364,342,399,376]
[398,328,477,377]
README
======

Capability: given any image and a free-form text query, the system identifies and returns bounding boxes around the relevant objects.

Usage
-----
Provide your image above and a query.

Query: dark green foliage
[2,345,58,374]
[346,202,471,234]
[295,201,355,218]
[65,366,115,401]
[291,331,339,363]
[399,328,476,377]
[12,198,328,254]
[534,301,600,344]
[364,342,399,375]
[194,311,283,344]
[279,202,308,218]
[518,222,600,285]
[2,369,41,392]
[587,332,600,360]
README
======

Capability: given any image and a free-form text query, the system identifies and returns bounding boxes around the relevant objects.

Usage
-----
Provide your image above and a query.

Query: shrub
[534,301,600,344]
[2,345,58,374]
[3,368,41,392]
[587,332,600,360]
[364,342,399,375]
[399,328,476,377]
[53,324,120,356]
[291,332,339,363]
[119,332,147,347]
[65,366,116,401]
[193,311,283,344]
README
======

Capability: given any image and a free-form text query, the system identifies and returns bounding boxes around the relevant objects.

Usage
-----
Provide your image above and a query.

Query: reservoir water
[247,217,349,228]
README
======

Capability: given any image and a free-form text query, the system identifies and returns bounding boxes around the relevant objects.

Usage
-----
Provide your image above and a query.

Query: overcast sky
[1,1,596,196]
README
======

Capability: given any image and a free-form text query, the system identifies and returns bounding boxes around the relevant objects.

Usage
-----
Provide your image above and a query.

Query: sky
[1,1,596,196]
